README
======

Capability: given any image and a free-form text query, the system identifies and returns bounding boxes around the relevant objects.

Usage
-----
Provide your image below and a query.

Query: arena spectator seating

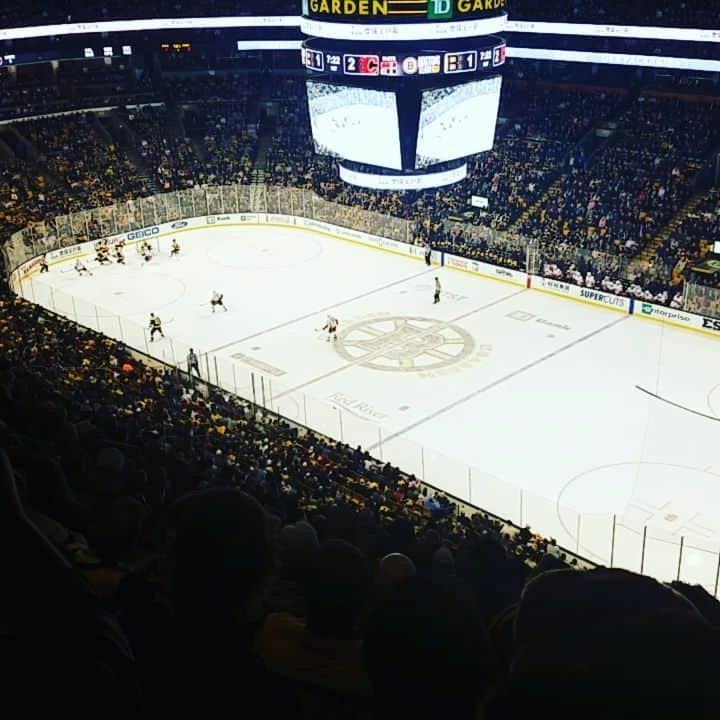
[15,114,149,207]
[1,72,719,306]
[0,160,69,236]
[0,63,156,121]
[657,188,720,278]
[183,102,257,186]
[515,94,720,297]
[117,105,205,191]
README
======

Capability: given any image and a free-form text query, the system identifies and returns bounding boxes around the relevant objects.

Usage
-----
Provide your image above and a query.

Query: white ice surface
[21,225,720,589]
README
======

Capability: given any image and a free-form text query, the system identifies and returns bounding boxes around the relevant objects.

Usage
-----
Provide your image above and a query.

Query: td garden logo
[306,0,506,21]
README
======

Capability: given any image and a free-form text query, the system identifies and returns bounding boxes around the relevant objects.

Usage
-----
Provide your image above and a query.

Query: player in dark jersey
[211,291,228,313]
[148,313,164,341]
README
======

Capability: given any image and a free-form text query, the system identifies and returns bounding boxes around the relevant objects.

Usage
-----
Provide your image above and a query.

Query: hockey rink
[20,224,720,589]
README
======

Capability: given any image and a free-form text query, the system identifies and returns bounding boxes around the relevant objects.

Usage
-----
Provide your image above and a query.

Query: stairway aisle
[507,176,564,236]
[251,118,276,184]
[632,191,708,272]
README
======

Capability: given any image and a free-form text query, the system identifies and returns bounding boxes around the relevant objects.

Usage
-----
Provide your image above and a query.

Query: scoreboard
[302,38,505,78]
[302,0,506,189]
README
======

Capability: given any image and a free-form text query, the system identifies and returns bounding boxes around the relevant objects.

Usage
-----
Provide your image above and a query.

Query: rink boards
[11,211,720,340]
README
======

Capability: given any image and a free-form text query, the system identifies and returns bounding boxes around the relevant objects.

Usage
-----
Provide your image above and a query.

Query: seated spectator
[485,568,720,719]
[256,539,372,696]
[365,574,494,720]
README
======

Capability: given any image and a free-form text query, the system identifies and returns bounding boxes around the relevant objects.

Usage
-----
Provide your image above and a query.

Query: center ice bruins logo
[335,316,478,373]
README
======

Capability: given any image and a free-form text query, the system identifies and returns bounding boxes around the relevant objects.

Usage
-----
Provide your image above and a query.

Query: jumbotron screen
[415,75,501,169]
[306,81,403,171]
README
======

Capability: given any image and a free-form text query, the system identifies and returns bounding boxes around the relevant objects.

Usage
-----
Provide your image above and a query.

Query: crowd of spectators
[118,106,205,191]
[166,73,262,105]
[0,160,73,244]
[665,189,720,317]
[516,95,720,289]
[184,102,258,186]
[657,188,720,274]
[1,72,719,306]
[20,114,149,207]
[541,244,685,306]
[0,63,156,121]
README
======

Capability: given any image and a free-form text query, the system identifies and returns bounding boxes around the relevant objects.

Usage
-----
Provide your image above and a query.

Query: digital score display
[161,42,192,54]
[302,42,504,77]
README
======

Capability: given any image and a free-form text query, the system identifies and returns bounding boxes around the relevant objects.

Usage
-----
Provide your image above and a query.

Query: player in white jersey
[210,291,227,313]
[322,314,339,341]
[75,259,92,276]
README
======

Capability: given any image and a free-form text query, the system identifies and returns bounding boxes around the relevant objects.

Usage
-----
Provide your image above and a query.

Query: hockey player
[210,291,227,313]
[148,313,164,342]
[170,239,180,257]
[142,243,153,264]
[433,276,441,304]
[322,314,339,342]
[75,259,92,276]
[39,254,49,273]
[424,242,432,266]
[115,246,126,265]
[95,242,110,265]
